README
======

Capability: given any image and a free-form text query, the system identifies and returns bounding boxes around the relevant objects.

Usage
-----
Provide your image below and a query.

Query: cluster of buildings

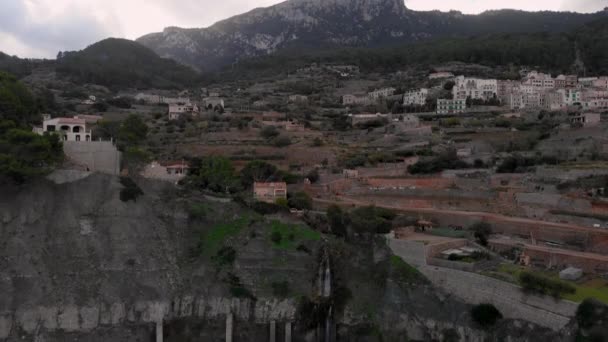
[134,93,190,105]
[435,72,608,114]
[133,91,226,120]
[502,73,608,111]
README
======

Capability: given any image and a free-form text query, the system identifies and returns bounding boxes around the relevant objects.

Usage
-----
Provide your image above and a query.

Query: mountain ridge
[136,0,607,72]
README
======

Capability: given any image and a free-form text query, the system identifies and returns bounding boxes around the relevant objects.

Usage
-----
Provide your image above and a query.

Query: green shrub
[471,303,503,328]
[188,203,208,219]
[273,135,292,147]
[213,246,236,267]
[250,201,286,215]
[119,177,143,202]
[470,222,492,246]
[271,281,290,298]
[288,192,313,210]
[271,231,282,244]
[519,271,576,298]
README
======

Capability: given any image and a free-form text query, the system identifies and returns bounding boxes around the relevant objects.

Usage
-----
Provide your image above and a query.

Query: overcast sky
[0,0,605,58]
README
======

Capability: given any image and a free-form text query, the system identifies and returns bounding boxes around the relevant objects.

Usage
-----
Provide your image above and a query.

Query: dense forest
[220,18,608,80]
[55,38,202,89]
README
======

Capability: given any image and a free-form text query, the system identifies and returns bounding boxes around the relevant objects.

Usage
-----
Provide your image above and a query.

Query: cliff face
[136,0,606,71]
[0,172,573,341]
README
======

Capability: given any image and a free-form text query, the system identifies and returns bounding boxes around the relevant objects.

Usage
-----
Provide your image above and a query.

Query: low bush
[519,271,576,298]
[119,177,143,202]
[271,281,290,298]
[471,303,503,328]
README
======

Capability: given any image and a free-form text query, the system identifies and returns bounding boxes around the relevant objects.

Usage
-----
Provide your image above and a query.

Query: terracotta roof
[254,182,287,189]
[160,161,190,168]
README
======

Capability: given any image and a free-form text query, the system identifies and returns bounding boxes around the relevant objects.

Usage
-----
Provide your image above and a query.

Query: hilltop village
[3,57,608,341]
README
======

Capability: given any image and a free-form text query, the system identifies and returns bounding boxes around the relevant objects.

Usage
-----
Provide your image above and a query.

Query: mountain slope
[136,0,607,72]
[221,18,608,80]
[55,38,201,89]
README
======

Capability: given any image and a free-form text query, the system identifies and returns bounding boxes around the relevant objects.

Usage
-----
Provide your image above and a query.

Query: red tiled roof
[160,161,190,168]
[254,182,287,189]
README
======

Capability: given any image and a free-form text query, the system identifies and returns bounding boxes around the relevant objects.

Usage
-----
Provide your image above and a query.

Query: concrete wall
[387,238,578,331]
[63,141,121,175]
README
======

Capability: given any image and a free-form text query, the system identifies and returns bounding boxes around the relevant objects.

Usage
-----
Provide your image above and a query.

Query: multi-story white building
[558,89,583,106]
[402,88,429,106]
[34,114,92,142]
[452,76,497,100]
[555,75,578,88]
[506,93,525,110]
[592,77,608,89]
[368,87,396,99]
[543,91,565,111]
[579,77,599,87]
[524,71,555,89]
[437,99,466,114]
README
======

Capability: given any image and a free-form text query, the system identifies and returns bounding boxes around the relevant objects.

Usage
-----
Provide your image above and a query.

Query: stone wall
[0,297,295,339]
[63,141,121,175]
[387,238,578,331]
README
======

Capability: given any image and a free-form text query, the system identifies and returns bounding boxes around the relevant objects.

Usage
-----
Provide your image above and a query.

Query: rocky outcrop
[136,0,606,71]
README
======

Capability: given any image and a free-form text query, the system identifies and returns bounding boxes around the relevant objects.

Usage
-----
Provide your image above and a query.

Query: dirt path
[314,196,608,235]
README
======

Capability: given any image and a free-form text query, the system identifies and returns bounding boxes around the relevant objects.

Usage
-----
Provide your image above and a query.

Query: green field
[199,216,252,256]
[268,220,321,250]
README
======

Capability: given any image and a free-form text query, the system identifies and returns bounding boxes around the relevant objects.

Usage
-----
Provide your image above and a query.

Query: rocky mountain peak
[136,0,605,72]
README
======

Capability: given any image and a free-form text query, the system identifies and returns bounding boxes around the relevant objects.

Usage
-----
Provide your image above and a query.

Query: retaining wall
[63,141,121,175]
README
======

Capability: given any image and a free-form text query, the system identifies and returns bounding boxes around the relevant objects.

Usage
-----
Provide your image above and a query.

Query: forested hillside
[55,38,201,89]
[221,18,608,80]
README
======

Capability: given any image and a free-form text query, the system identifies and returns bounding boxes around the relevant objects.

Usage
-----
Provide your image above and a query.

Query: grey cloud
[560,0,607,12]
[0,0,117,58]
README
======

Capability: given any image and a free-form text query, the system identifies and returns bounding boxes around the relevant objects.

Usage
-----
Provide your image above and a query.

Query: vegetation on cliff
[0,72,63,183]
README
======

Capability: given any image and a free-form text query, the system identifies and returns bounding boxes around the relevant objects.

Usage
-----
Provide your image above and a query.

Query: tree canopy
[0,74,63,183]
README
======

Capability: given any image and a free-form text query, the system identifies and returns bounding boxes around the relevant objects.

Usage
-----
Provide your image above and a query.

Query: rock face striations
[136,0,606,71]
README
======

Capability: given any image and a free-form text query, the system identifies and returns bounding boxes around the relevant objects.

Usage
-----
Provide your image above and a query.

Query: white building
[452,76,497,100]
[592,77,608,89]
[202,96,225,110]
[368,87,396,100]
[82,95,97,105]
[524,71,555,89]
[558,89,583,106]
[403,88,429,106]
[288,95,309,103]
[141,161,190,182]
[437,99,466,114]
[429,72,454,80]
[168,103,199,120]
[506,93,525,110]
[555,75,578,88]
[34,114,92,142]
[579,77,599,87]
